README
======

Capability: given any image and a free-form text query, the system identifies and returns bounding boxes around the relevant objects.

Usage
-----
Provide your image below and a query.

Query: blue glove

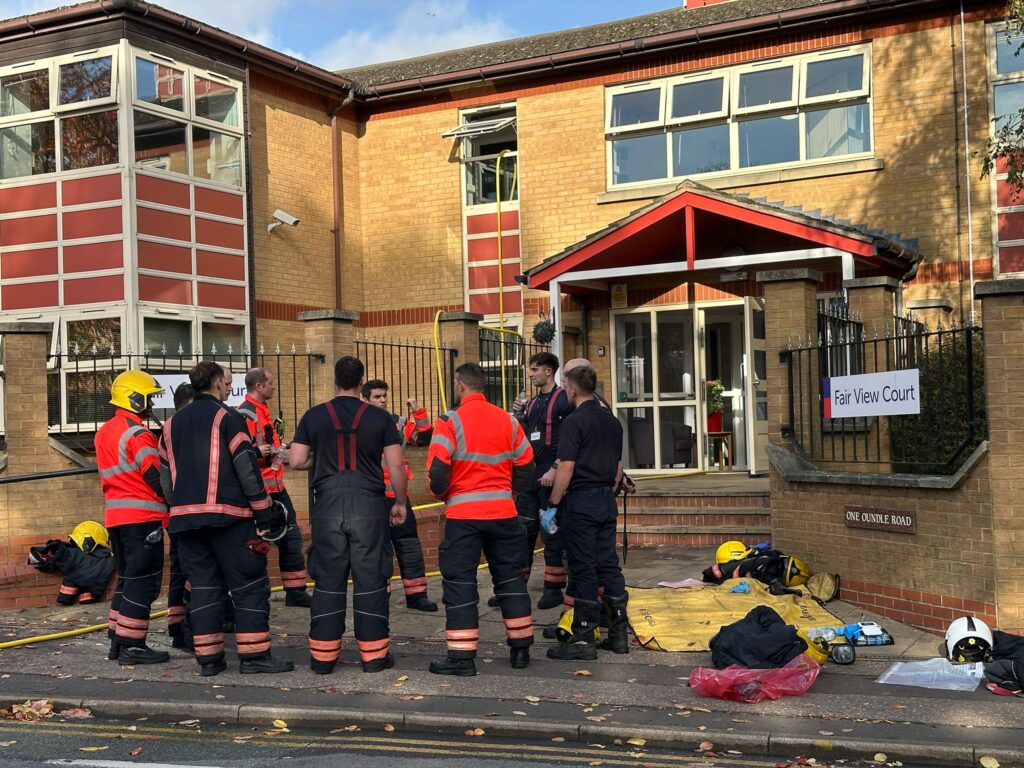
[540,506,558,535]
[729,581,750,594]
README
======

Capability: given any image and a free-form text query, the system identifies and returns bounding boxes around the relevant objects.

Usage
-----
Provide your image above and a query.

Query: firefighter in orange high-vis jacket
[95,370,170,667]
[362,380,438,613]
[237,368,310,608]
[426,362,536,676]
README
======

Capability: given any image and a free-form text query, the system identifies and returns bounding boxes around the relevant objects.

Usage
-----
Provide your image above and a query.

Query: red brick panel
[63,274,124,304]
[998,211,1024,243]
[62,206,123,240]
[197,281,246,310]
[467,261,523,290]
[195,186,244,220]
[469,290,522,315]
[138,274,192,305]
[1,280,58,310]
[62,174,121,206]
[466,210,519,235]
[0,213,57,247]
[64,241,124,273]
[196,249,245,281]
[138,240,192,274]
[137,205,191,242]
[999,246,1024,274]
[195,217,244,251]
[0,182,56,213]
[136,175,190,210]
[467,234,521,262]
[1,248,58,279]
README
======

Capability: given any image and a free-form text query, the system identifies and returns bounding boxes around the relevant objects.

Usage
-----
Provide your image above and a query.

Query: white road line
[47,761,225,768]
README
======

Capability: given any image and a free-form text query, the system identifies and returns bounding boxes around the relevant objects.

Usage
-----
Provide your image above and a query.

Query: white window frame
[52,48,120,113]
[198,314,249,358]
[61,310,127,359]
[133,51,190,119]
[987,22,1024,277]
[605,81,667,134]
[443,116,516,139]
[191,69,242,132]
[131,108,192,180]
[0,61,52,127]
[801,48,870,106]
[140,310,196,357]
[666,71,729,126]
[732,60,799,116]
[57,104,121,173]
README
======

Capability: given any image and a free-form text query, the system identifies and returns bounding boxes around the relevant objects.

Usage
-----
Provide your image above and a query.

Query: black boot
[362,652,396,673]
[285,590,311,608]
[510,647,530,669]
[240,655,295,674]
[537,587,563,610]
[486,595,500,608]
[599,602,610,628]
[542,621,561,640]
[546,599,599,661]
[406,594,438,612]
[200,659,227,677]
[599,594,630,655]
[118,645,170,666]
[310,660,336,675]
[107,641,119,661]
[171,636,193,652]
[429,656,477,676]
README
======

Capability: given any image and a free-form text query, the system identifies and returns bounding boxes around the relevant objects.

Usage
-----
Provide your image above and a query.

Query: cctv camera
[267,209,300,233]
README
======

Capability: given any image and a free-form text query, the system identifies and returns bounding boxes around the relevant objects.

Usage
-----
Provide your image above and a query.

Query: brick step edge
[624,495,769,507]
[617,525,772,535]
[616,506,771,517]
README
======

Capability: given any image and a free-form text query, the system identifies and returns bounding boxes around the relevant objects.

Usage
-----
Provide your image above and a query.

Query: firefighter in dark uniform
[289,357,408,675]
[237,367,311,607]
[94,371,169,666]
[362,380,437,612]
[159,362,293,677]
[545,364,629,661]
[427,362,536,676]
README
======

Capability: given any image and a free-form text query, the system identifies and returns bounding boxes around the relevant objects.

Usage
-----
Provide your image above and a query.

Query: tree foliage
[983,2,1024,190]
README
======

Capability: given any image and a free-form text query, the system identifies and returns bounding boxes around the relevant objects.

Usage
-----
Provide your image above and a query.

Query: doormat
[627,579,839,652]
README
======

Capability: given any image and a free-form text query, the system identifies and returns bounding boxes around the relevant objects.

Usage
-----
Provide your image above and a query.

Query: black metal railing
[782,323,985,474]
[817,298,864,379]
[479,328,550,410]
[355,335,457,420]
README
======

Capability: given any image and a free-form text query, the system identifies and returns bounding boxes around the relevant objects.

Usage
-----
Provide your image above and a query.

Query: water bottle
[806,627,838,642]
[271,445,286,472]
[513,390,528,418]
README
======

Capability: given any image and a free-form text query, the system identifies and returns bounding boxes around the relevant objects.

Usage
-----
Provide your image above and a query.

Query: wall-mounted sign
[611,283,628,309]
[844,505,916,534]
[150,373,246,410]
[824,369,920,418]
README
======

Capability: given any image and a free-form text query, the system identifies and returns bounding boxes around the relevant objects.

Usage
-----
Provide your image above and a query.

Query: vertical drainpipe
[243,68,258,357]
[330,88,356,311]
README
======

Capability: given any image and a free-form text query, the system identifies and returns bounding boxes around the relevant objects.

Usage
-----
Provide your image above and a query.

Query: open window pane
[67,317,122,357]
[805,103,870,159]
[997,31,1024,75]
[136,59,185,112]
[144,318,191,354]
[610,88,661,128]
[1,69,49,117]
[192,126,242,187]
[61,109,118,170]
[465,154,518,206]
[134,110,189,174]
[0,121,55,180]
[738,115,799,168]
[995,82,1024,131]
[805,55,864,99]
[58,56,113,105]
[194,76,239,127]
[611,133,666,185]
[442,117,515,138]
[737,66,793,109]
[201,322,244,356]
[670,78,724,120]
[672,123,730,176]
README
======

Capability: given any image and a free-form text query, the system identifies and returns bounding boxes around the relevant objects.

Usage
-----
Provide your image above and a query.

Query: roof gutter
[0,0,354,95]
[360,0,945,99]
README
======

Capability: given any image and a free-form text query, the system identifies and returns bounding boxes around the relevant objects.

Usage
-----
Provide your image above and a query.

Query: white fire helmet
[944,616,994,664]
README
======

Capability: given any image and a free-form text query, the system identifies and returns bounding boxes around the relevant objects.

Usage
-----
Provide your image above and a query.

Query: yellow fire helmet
[555,609,602,644]
[70,520,109,553]
[715,540,751,564]
[110,370,164,414]
[796,629,829,665]
[783,556,811,587]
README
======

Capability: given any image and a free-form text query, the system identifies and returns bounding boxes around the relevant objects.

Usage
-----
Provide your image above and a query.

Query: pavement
[1,545,1022,767]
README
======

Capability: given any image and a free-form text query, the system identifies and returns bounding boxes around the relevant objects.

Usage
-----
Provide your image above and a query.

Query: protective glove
[540,506,558,535]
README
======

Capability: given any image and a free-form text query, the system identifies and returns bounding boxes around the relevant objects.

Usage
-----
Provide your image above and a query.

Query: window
[989,24,1024,276]
[136,59,185,112]
[66,317,122,357]
[192,126,242,187]
[604,45,873,188]
[194,75,239,127]
[144,317,191,354]
[0,121,55,179]
[201,321,244,355]
[57,56,114,107]
[1,68,49,118]
[134,110,189,174]
[996,30,1024,75]
[454,105,519,207]
[61,109,118,170]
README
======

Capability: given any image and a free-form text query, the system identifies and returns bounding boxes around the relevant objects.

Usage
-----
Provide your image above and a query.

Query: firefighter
[238,368,311,607]
[289,357,408,674]
[159,362,293,677]
[427,362,536,676]
[545,364,628,660]
[362,380,437,612]
[95,370,170,665]
[166,383,195,651]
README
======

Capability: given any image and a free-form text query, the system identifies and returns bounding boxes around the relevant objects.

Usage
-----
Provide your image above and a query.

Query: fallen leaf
[841,728,854,733]
[574,669,593,676]
[384,723,395,732]
[273,719,288,729]
[177,719,199,727]
[874,755,888,764]
[130,747,143,756]
[691,706,711,713]
[0,741,16,747]
[586,716,607,722]
[525,695,541,702]
[512,711,527,716]
[819,731,834,736]
[552,737,566,742]
[698,741,714,751]
[980,759,1000,768]
[79,747,108,752]
[697,725,707,731]
[627,738,647,747]
[464,728,485,737]
[627,678,637,683]
[112,679,134,685]
[215,695,225,700]
[727,750,743,755]
[396,675,410,682]
[732,718,752,723]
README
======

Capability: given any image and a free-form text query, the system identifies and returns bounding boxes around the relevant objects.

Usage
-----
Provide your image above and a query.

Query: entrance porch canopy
[526,181,920,295]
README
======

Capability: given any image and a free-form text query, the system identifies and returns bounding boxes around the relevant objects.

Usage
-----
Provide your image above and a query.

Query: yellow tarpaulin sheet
[627,579,839,651]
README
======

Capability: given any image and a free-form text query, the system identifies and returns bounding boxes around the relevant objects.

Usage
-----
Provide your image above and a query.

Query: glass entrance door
[743,296,769,475]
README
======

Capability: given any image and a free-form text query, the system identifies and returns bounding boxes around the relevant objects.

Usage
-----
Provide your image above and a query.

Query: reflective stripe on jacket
[95,410,168,527]
[237,395,285,493]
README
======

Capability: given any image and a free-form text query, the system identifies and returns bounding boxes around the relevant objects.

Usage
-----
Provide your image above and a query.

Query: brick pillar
[0,323,57,474]
[756,269,821,446]
[438,311,483,364]
[299,309,359,405]
[976,279,1024,633]
[844,276,898,347]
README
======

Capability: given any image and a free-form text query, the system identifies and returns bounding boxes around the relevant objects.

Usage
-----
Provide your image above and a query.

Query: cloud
[312,0,515,71]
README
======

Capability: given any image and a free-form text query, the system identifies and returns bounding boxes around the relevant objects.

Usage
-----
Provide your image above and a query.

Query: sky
[0,0,681,71]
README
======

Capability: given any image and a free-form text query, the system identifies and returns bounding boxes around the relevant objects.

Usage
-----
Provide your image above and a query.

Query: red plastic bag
[688,655,821,703]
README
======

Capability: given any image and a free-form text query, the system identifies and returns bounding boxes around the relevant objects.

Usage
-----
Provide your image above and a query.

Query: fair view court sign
[150,373,246,409]
[823,369,920,419]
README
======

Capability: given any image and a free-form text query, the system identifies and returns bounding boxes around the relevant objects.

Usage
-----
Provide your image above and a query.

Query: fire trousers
[390,499,428,597]
[271,489,309,591]
[167,535,187,641]
[107,522,164,648]
[308,474,393,666]
[516,485,567,589]
[561,487,625,604]
[175,519,273,666]
[439,517,533,659]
